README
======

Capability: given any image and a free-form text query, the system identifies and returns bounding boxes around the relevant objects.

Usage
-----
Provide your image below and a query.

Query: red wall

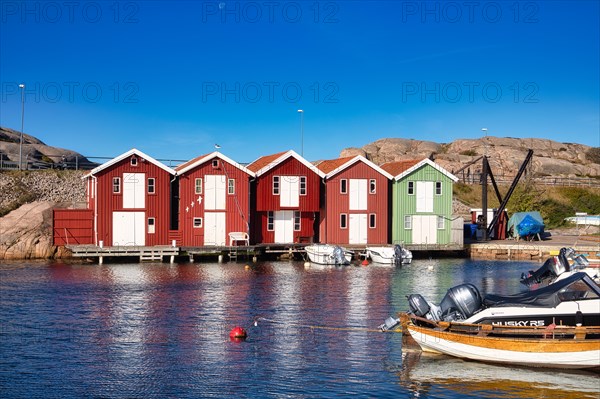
[254,157,321,212]
[90,155,173,246]
[320,161,389,245]
[177,158,251,247]
[53,209,94,245]
[252,211,317,244]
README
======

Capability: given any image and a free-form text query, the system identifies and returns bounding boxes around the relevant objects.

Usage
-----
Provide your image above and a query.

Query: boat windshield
[557,279,600,302]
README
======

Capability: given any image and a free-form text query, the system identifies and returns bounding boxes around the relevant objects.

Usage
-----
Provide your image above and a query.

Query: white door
[274,210,294,243]
[123,173,145,209]
[416,181,433,212]
[205,212,226,246]
[413,215,437,244]
[349,213,368,244]
[349,179,367,210]
[280,176,299,207]
[112,211,145,246]
[205,175,226,210]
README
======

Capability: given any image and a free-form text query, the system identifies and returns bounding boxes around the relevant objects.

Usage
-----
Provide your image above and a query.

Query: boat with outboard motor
[304,244,354,265]
[399,312,600,369]
[366,245,412,265]
[521,247,599,287]
[379,271,600,369]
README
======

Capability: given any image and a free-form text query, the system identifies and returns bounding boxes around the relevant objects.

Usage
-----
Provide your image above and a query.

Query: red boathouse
[175,152,255,247]
[317,155,393,245]
[247,150,325,244]
[83,148,176,246]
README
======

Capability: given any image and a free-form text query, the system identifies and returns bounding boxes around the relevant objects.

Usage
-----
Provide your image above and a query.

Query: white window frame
[340,179,348,194]
[267,211,274,231]
[340,213,347,229]
[195,178,203,194]
[130,157,138,166]
[404,215,412,230]
[369,213,376,229]
[435,181,442,195]
[300,176,307,196]
[148,178,155,194]
[294,211,301,231]
[212,159,219,168]
[273,176,280,195]
[228,178,235,195]
[193,217,203,228]
[437,215,445,229]
[369,179,376,194]
[113,177,121,194]
[408,181,415,195]
[148,217,155,234]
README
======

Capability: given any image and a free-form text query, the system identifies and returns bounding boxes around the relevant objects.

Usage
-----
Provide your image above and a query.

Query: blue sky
[1,1,599,164]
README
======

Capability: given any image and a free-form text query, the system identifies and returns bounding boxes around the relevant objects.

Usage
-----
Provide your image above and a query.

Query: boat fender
[576,310,583,326]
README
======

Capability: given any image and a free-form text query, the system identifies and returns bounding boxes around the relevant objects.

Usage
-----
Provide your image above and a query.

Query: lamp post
[297,109,304,157]
[480,127,488,241]
[19,83,25,170]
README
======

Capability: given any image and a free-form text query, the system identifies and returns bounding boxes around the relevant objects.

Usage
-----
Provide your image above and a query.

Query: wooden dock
[66,245,180,264]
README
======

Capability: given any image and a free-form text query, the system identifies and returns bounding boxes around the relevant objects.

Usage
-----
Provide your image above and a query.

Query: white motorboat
[366,244,412,265]
[304,244,353,265]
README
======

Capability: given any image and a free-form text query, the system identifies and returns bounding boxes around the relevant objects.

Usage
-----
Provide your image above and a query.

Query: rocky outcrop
[0,201,72,259]
[0,126,96,168]
[341,137,600,178]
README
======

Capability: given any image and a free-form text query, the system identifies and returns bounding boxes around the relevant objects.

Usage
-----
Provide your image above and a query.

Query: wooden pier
[66,245,180,264]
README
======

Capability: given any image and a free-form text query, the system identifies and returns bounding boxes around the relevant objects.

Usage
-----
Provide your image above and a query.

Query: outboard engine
[437,283,482,321]
[521,252,568,286]
[331,246,346,265]
[393,245,403,265]
[407,294,441,321]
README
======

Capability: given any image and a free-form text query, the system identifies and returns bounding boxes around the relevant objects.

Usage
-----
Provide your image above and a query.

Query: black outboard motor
[520,249,570,286]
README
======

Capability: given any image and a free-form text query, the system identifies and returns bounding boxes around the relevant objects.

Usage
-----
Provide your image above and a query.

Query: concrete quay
[466,235,600,261]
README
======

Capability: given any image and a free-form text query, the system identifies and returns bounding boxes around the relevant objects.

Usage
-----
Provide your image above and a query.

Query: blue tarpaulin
[507,211,545,239]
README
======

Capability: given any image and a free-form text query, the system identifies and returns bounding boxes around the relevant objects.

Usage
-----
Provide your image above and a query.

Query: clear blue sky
[1,1,599,164]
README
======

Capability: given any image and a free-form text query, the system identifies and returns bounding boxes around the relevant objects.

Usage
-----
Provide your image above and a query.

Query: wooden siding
[253,156,321,212]
[391,163,454,244]
[251,211,317,244]
[320,161,389,244]
[177,157,251,246]
[92,155,173,246]
[53,209,94,245]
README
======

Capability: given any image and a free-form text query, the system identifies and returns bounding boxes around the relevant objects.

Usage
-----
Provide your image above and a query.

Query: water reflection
[1,258,597,399]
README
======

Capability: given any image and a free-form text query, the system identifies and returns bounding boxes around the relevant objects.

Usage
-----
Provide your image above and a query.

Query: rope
[253,316,402,334]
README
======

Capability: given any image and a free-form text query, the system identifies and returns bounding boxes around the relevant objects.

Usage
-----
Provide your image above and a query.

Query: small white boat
[367,245,412,265]
[305,244,353,265]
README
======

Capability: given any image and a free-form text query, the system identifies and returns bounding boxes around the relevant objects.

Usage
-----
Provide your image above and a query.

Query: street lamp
[297,109,304,157]
[19,83,25,170]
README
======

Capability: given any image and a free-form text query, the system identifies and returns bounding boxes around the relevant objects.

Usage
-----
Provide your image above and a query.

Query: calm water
[1,258,598,399]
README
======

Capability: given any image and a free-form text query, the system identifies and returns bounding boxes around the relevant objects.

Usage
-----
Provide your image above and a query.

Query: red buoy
[229,326,247,341]
[361,259,369,266]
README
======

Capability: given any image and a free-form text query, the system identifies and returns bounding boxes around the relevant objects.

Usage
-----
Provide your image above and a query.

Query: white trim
[84,148,176,177]
[393,158,458,182]
[249,150,326,178]
[322,155,393,180]
[176,151,255,177]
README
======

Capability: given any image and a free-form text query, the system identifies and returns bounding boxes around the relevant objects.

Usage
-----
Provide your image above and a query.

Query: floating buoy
[361,259,369,266]
[245,264,251,270]
[229,326,247,341]
[304,261,311,267]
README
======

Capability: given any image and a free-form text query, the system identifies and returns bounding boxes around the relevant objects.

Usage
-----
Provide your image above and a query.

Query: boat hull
[406,319,600,369]
[305,245,353,265]
[366,246,412,265]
